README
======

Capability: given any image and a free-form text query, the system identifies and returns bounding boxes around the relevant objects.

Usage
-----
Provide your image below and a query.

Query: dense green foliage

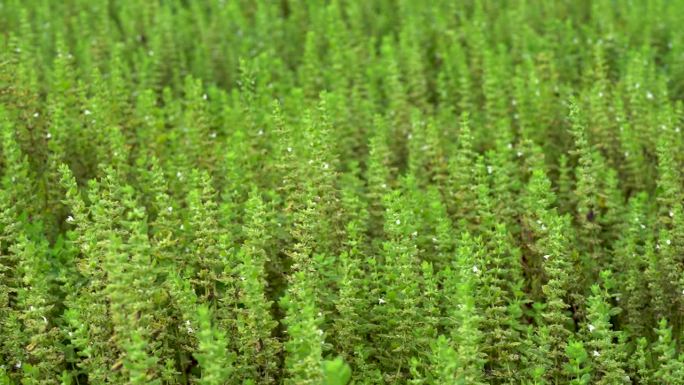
[1,0,684,383]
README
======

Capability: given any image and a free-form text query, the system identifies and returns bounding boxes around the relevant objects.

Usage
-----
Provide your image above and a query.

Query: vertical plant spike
[446,112,477,230]
[12,229,63,385]
[195,305,234,385]
[651,318,684,385]
[569,98,603,277]
[583,272,629,384]
[628,337,650,384]
[235,188,281,384]
[371,186,425,381]
[281,271,325,385]
[539,215,575,383]
[564,341,592,385]
[0,108,37,223]
[452,233,487,385]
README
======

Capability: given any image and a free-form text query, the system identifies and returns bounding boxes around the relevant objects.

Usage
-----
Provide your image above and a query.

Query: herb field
[2,1,684,384]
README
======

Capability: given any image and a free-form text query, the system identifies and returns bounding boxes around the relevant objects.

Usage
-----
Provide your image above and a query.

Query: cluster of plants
[2,0,684,383]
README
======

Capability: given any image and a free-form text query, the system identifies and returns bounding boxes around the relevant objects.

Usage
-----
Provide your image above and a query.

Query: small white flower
[411,231,418,237]
[381,183,387,189]
[378,298,386,305]
[472,265,479,274]
[202,93,208,100]
[666,239,672,245]
[84,109,92,115]
[317,329,324,336]
[431,237,438,243]
[640,224,646,229]
[167,206,173,213]
[656,244,661,250]
[209,132,217,139]
[42,316,48,324]
[240,276,246,281]
[286,147,292,153]
[257,129,264,136]
[322,162,329,170]
[541,224,547,231]
[407,133,413,140]
[30,306,35,311]
[507,143,513,149]
[33,112,39,118]
[593,350,600,357]
[669,210,674,218]
[395,219,401,225]
[15,361,21,369]
[543,254,550,261]
[624,151,629,157]
[487,165,493,174]
[180,224,185,230]
[46,132,52,139]
[646,91,654,100]
[66,215,75,223]
[598,91,604,98]
[176,171,183,178]
[588,324,595,332]
[516,151,523,157]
